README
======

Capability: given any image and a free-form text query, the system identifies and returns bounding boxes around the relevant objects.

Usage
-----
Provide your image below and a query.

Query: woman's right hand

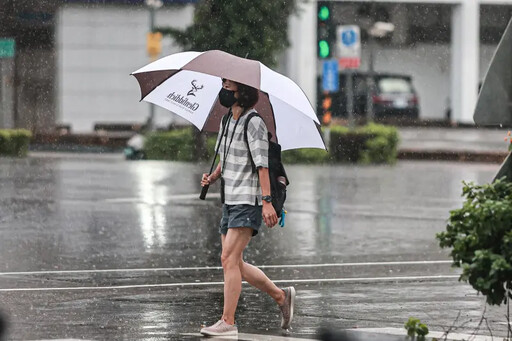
[201,173,215,187]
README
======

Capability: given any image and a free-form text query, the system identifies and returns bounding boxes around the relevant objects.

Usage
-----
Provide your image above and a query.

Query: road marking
[182,332,317,340]
[0,275,459,292]
[0,260,453,276]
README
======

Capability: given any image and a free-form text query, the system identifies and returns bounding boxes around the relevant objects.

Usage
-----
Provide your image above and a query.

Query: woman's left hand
[262,202,278,228]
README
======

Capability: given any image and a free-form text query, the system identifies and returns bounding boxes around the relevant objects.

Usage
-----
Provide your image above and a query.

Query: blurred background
[0,0,509,135]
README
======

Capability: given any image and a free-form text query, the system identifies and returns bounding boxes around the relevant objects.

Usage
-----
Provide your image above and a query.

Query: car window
[377,78,413,93]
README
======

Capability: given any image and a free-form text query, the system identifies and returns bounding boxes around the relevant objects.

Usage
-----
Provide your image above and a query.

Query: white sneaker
[200,319,238,337]
[279,286,296,329]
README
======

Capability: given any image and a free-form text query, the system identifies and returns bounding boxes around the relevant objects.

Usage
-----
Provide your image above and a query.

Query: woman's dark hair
[236,83,259,108]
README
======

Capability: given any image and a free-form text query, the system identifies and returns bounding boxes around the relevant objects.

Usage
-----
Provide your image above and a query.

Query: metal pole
[148,6,156,131]
[366,35,375,122]
[12,46,18,128]
[0,59,3,128]
[346,69,355,128]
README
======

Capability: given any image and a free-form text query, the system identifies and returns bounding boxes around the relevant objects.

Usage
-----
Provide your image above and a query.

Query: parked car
[317,71,420,120]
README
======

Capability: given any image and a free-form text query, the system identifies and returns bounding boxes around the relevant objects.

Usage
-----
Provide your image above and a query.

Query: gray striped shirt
[216,109,269,205]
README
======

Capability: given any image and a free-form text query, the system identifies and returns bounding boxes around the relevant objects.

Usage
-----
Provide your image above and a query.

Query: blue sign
[322,60,339,92]
[341,29,357,47]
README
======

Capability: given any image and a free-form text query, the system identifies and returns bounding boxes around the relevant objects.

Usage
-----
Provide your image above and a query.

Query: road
[0,154,507,340]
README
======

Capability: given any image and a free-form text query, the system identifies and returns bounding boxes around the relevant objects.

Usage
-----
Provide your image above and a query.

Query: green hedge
[143,123,399,165]
[144,128,196,161]
[282,148,329,164]
[355,123,399,164]
[283,123,399,164]
[0,129,32,157]
[206,135,218,161]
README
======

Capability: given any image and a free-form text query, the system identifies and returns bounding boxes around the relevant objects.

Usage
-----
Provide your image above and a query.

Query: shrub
[205,135,218,161]
[282,148,328,164]
[205,133,329,164]
[144,128,195,161]
[436,177,512,305]
[357,123,399,164]
[142,123,399,165]
[0,130,12,155]
[329,123,398,164]
[404,317,429,338]
[0,129,32,157]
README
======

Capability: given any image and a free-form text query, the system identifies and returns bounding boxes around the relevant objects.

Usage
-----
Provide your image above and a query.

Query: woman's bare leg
[239,261,286,305]
[220,234,285,305]
[220,227,253,325]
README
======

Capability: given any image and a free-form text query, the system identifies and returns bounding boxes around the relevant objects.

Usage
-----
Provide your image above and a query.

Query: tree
[157,0,298,67]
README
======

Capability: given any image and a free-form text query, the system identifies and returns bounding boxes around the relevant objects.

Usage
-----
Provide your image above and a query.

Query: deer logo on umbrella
[187,80,204,97]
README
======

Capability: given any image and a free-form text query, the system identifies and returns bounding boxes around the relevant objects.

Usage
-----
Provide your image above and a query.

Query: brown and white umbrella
[131,50,325,151]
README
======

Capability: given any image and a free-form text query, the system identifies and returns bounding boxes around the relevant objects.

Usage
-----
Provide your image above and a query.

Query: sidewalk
[397,127,510,163]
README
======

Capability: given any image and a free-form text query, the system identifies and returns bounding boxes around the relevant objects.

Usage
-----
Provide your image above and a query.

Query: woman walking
[199,78,295,337]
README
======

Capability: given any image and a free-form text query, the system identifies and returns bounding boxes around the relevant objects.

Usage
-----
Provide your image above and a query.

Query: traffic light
[322,93,333,125]
[317,2,335,59]
[147,32,162,60]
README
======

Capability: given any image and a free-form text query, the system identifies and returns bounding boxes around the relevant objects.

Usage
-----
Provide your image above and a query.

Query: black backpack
[243,112,289,218]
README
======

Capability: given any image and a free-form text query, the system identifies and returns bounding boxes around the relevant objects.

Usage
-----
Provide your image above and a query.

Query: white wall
[56,4,194,133]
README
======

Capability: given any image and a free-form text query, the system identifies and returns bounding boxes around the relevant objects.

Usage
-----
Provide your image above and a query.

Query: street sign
[337,25,360,69]
[322,59,339,92]
[0,39,15,58]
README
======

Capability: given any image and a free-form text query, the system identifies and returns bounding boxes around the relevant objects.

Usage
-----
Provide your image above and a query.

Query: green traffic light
[318,40,330,58]
[318,6,330,21]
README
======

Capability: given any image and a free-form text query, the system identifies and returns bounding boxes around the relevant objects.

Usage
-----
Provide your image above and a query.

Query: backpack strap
[221,112,231,129]
[243,112,261,174]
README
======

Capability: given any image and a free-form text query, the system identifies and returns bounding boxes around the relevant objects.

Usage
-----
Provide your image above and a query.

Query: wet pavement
[0,153,508,340]
[399,126,509,152]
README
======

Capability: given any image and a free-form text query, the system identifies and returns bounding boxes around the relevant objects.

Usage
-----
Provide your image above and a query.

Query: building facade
[1,0,512,132]
[289,0,512,124]
[56,1,195,132]
[0,0,59,132]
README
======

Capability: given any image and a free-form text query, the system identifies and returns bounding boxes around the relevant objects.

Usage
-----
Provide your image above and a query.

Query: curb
[398,149,509,163]
[26,146,509,164]
[28,133,510,164]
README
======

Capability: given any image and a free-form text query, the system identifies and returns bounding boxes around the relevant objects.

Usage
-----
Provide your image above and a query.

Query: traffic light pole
[148,6,156,131]
[366,35,375,123]
[346,69,355,128]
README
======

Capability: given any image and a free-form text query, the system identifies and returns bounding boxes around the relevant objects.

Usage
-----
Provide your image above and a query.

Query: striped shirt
[215,109,269,206]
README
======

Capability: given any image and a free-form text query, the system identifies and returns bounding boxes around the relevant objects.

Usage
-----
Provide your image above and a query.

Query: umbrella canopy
[131,50,325,151]
[474,18,512,126]
[473,18,512,183]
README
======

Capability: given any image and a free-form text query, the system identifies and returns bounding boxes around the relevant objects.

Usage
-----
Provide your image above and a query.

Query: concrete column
[287,0,317,108]
[451,1,480,124]
[391,4,408,46]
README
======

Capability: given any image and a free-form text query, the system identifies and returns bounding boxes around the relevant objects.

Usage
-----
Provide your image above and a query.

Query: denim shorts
[219,204,263,237]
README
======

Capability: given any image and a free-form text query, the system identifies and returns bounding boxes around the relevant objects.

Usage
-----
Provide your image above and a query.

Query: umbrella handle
[199,184,209,200]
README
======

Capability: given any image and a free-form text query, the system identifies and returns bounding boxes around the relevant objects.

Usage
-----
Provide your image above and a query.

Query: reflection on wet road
[0,155,505,340]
